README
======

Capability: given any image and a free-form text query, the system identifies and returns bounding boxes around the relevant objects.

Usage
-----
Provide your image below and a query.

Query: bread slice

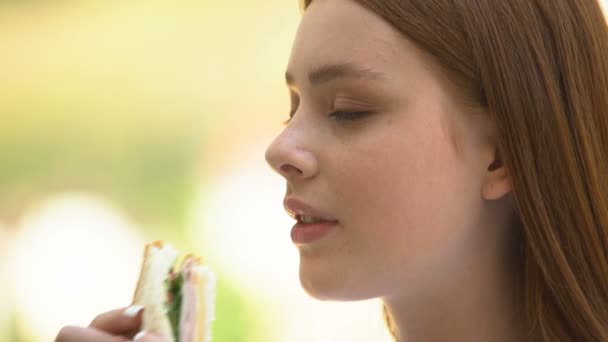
[178,255,216,342]
[132,241,216,342]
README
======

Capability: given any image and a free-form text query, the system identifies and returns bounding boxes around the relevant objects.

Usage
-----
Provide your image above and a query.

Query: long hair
[300,0,608,340]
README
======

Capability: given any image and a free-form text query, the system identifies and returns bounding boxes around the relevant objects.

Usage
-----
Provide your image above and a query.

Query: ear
[481,147,512,200]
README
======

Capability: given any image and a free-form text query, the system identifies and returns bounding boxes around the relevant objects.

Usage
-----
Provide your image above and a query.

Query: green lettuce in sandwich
[132,241,216,342]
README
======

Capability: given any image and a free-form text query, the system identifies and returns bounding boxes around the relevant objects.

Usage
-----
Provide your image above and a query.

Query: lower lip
[290,221,338,244]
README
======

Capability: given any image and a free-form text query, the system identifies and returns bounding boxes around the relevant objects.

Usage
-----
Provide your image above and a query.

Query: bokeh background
[2,1,607,341]
[0,1,392,341]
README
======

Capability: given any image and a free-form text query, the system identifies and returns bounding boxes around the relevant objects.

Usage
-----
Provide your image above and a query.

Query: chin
[299,265,375,301]
[300,279,346,301]
[298,261,345,300]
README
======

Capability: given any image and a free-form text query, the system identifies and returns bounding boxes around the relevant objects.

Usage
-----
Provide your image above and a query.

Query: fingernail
[123,305,144,317]
[133,330,147,341]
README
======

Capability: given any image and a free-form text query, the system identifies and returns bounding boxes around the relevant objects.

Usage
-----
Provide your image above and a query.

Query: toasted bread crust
[131,241,177,341]
[132,240,165,304]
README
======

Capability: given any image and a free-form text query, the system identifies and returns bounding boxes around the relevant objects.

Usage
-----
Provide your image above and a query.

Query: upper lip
[283,197,338,222]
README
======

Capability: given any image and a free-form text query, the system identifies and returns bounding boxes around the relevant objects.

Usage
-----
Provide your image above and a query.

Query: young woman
[57,0,608,341]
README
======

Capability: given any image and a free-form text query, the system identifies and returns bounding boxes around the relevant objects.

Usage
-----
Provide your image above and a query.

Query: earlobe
[481,170,512,200]
[481,148,512,200]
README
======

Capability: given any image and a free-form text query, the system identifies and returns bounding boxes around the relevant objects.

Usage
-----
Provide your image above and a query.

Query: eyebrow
[285,62,387,86]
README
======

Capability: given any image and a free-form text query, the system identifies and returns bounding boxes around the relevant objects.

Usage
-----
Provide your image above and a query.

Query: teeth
[300,215,320,224]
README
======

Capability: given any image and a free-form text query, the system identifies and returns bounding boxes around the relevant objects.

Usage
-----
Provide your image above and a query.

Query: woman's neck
[382,237,525,342]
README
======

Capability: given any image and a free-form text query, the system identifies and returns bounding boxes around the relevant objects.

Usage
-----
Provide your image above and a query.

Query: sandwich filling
[166,270,184,341]
[178,258,199,342]
[165,257,198,342]
[134,242,214,342]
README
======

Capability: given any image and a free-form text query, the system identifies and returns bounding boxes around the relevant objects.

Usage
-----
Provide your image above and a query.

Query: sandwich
[132,241,216,342]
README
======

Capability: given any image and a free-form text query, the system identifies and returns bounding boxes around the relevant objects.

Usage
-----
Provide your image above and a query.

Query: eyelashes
[283,110,370,125]
[329,111,370,121]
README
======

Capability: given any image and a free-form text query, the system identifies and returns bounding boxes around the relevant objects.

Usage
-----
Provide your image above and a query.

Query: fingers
[55,305,165,342]
[55,325,130,342]
[133,331,166,342]
[55,326,164,342]
[89,306,144,335]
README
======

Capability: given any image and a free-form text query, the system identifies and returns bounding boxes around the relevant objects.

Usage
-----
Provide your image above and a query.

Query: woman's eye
[329,111,369,121]
[282,110,370,125]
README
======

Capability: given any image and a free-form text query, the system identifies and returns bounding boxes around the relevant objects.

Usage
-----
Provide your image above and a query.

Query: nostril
[280,164,303,175]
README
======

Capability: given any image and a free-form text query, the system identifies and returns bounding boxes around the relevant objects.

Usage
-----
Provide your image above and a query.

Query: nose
[265,125,319,181]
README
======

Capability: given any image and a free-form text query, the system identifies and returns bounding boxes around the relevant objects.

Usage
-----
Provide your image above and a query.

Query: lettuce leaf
[165,272,183,341]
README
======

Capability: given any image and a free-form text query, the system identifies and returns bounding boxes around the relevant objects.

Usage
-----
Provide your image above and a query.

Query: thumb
[133,331,167,342]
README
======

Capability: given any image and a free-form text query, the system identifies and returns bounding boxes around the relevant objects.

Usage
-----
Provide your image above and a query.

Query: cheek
[332,113,480,274]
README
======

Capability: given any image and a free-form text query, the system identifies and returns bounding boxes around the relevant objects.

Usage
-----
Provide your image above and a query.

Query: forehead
[286,0,409,82]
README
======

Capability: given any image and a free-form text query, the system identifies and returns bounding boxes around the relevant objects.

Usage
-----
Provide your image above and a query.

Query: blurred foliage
[0,107,204,236]
[0,3,208,233]
[0,0,299,340]
[0,0,296,230]
[213,276,261,342]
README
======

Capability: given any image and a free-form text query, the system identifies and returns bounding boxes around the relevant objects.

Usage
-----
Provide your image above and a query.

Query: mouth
[294,213,339,225]
[283,197,339,224]
[284,197,339,244]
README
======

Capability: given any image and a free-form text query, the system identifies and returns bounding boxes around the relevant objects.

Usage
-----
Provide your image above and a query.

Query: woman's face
[265,0,501,301]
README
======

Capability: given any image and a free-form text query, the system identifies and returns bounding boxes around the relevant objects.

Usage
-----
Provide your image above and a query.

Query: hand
[55,306,164,342]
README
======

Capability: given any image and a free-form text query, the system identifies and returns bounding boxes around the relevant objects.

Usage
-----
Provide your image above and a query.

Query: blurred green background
[0,1,392,341]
